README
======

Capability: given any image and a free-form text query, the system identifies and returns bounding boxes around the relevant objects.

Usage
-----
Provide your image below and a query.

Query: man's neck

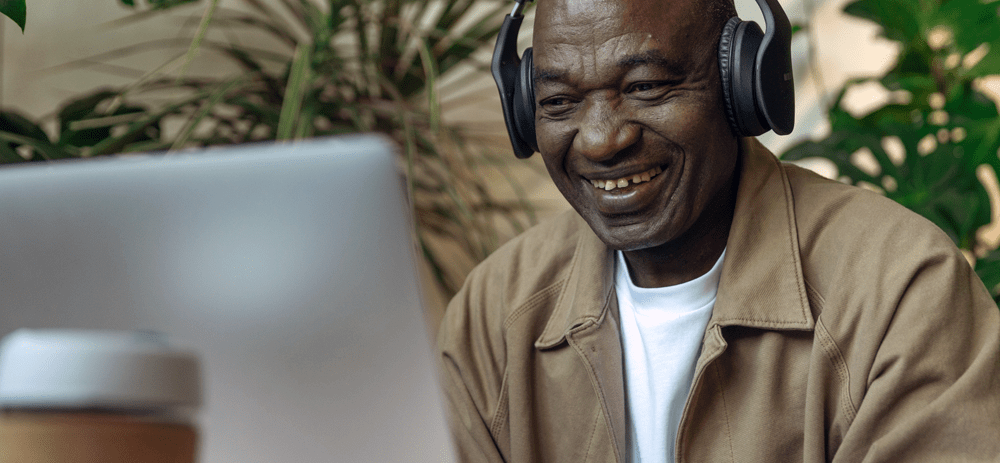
[621,165,738,289]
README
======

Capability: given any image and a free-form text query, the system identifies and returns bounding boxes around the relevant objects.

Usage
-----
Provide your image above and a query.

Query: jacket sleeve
[437,265,509,463]
[834,247,1000,462]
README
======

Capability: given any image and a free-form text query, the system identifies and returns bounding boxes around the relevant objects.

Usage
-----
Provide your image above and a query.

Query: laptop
[0,135,455,462]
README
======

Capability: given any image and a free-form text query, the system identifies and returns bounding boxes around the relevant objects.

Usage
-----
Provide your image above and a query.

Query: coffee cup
[0,329,201,463]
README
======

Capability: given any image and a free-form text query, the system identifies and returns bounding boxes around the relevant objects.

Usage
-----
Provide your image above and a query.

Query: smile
[589,166,663,191]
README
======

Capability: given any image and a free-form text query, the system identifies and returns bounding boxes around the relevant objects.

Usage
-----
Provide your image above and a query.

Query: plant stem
[0,19,4,109]
[179,0,221,78]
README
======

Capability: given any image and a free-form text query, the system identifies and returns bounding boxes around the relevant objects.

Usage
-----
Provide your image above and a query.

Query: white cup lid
[0,329,201,411]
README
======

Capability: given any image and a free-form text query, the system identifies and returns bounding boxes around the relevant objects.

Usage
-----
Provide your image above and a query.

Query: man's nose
[572,100,640,162]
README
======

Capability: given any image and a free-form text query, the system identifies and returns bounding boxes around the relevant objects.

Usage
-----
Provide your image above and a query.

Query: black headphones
[491,0,795,159]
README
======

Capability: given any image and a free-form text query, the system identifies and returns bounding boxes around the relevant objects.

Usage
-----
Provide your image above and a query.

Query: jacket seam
[803,279,824,316]
[718,318,814,327]
[503,280,566,331]
[538,231,586,344]
[583,404,601,461]
[777,158,812,325]
[568,324,623,462]
[489,370,510,440]
[493,282,563,448]
[815,317,858,422]
[712,361,737,462]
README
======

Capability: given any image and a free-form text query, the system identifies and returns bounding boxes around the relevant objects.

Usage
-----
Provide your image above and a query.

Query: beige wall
[2,3,195,118]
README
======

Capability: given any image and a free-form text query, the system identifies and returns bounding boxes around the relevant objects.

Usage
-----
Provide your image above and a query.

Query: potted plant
[782,0,1000,303]
[0,0,538,309]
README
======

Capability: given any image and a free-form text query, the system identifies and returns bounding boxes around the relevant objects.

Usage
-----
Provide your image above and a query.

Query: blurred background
[2,0,1000,328]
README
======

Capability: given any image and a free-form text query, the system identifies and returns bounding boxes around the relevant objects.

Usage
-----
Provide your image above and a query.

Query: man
[437,0,1000,461]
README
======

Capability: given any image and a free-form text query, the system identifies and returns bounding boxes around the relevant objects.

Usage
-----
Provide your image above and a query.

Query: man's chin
[586,217,675,252]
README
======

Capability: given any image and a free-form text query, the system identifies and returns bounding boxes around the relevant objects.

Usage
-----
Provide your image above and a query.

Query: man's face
[532,0,738,251]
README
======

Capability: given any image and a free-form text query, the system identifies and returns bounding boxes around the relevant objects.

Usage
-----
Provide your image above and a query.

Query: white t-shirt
[615,249,725,463]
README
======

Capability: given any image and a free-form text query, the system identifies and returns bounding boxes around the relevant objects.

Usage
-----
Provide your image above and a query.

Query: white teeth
[591,166,662,191]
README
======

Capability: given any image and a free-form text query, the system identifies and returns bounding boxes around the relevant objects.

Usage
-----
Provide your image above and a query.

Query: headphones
[491,0,795,159]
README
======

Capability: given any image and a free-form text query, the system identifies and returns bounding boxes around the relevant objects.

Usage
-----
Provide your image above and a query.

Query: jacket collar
[536,138,813,349]
[535,214,616,349]
[713,138,813,331]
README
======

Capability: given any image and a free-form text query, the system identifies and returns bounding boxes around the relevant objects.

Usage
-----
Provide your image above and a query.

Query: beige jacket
[438,139,1000,462]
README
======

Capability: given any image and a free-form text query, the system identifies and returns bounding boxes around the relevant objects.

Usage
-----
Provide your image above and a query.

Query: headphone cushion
[513,48,538,153]
[717,17,741,136]
[732,20,766,136]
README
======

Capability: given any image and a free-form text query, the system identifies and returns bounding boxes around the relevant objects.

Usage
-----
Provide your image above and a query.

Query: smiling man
[437,0,1000,461]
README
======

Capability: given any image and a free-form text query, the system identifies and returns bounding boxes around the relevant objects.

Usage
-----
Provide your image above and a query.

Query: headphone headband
[510,0,528,17]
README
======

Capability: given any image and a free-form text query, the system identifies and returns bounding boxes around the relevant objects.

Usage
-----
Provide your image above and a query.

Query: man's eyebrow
[617,50,687,75]
[532,51,686,85]
[534,68,567,85]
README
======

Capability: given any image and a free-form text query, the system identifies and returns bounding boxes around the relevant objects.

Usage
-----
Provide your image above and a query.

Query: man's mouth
[589,166,663,191]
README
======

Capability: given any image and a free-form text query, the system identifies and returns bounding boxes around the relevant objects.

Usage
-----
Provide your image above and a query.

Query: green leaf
[935,0,1000,53]
[906,171,991,247]
[178,0,219,76]
[148,0,199,10]
[0,130,74,161]
[0,110,50,163]
[968,42,1000,76]
[171,78,244,150]
[119,0,198,9]
[417,38,441,133]
[0,110,49,142]
[55,90,156,149]
[975,249,1000,297]
[276,43,313,140]
[883,51,934,85]
[0,0,26,33]
[0,142,22,163]
[843,0,923,44]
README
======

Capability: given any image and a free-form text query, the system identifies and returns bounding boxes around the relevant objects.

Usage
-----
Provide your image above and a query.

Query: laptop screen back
[0,135,454,462]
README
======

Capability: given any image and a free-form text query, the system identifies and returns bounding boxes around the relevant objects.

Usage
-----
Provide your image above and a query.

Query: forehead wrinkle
[533,0,721,89]
[616,50,688,76]
[535,32,673,88]
[533,37,610,87]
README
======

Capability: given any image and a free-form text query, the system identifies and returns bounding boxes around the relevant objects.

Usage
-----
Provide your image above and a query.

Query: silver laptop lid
[0,135,454,462]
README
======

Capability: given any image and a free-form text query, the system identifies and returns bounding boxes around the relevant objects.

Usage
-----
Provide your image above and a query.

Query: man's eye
[539,97,575,115]
[629,82,662,93]
[541,97,570,108]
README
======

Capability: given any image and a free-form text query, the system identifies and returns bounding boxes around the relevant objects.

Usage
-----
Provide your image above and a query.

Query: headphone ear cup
[717,17,741,136]
[492,12,535,159]
[754,0,795,135]
[512,48,538,155]
[730,20,767,137]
